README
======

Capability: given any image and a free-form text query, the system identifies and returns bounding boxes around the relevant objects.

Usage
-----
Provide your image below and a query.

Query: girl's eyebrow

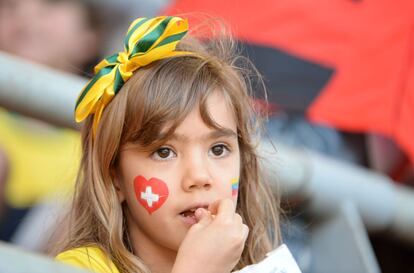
[168,128,238,143]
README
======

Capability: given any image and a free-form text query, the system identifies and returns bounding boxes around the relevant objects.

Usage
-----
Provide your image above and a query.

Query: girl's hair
[54,21,281,273]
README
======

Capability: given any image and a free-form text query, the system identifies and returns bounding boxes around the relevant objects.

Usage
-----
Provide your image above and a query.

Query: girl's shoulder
[55,246,120,273]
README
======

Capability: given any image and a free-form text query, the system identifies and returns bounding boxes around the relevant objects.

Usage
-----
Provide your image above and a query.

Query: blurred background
[0,0,413,272]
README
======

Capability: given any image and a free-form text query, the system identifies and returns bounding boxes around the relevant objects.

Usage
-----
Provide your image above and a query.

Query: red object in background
[163,0,414,164]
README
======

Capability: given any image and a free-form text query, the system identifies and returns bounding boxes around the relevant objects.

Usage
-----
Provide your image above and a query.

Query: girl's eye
[151,147,176,161]
[209,144,230,158]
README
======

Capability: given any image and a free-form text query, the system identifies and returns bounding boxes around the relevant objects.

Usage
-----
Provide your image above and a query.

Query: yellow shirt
[56,246,120,273]
[0,109,80,207]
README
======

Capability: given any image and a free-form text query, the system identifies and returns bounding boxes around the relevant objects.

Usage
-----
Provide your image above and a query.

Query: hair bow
[75,16,190,135]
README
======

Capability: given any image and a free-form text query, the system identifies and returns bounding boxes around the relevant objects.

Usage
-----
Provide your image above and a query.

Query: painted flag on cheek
[231,178,239,197]
[134,176,169,214]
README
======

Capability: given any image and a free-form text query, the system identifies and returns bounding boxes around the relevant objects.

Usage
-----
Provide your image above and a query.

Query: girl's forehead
[121,85,240,148]
[165,91,237,139]
[121,97,238,151]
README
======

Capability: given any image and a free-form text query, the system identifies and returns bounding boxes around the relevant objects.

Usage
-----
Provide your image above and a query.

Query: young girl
[54,15,280,273]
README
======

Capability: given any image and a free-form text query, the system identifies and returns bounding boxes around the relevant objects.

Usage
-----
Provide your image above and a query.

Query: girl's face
[117,91,240,253]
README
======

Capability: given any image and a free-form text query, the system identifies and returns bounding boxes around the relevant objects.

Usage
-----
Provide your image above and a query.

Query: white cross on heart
[140,186,160,207]
[134,176,169,214]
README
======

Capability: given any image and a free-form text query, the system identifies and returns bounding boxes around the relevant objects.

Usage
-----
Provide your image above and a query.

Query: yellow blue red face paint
[231,178,239,197]
[134,175,169,214]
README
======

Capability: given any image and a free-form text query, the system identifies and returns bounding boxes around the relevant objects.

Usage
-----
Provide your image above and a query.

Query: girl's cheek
[133,175,169,215]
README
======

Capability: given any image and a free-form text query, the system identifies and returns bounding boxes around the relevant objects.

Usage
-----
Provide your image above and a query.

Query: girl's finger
[208,199,220,215]
[234,213,243,225]
[195,208,212,226]
[242,224,249,241]
[215,199,235,221]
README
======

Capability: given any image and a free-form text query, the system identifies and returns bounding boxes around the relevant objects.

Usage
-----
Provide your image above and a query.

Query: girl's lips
[179,213,198,226]
[178,203,210,226]
[179,203,209,215]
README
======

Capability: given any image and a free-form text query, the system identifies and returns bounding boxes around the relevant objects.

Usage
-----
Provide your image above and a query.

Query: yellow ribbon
[75,16,191,136]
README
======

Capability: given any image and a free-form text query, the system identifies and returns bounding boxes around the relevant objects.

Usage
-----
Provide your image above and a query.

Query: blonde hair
[54,27,281,273]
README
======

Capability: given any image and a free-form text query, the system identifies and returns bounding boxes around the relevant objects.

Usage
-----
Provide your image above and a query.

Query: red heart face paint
[134,175,169,215]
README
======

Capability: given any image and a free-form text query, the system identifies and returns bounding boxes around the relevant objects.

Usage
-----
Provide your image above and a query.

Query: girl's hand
[172,199,249,273]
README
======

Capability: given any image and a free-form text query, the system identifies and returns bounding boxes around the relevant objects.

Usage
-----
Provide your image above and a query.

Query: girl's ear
[111,169,126,203]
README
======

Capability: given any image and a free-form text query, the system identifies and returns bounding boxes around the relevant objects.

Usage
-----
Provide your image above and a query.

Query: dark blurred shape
[242,43,334,113]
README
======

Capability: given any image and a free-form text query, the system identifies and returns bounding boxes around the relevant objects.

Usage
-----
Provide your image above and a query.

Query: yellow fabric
[56,246,120,273]
[0,108,80,207]
[75,16,191,136]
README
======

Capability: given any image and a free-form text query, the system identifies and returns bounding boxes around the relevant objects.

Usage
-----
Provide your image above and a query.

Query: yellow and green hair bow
[75,16,190,135]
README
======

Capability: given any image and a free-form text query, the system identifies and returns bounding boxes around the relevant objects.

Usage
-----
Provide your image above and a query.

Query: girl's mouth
[179,209,197,226]
[180,208,197,217]
[179,205,208,226]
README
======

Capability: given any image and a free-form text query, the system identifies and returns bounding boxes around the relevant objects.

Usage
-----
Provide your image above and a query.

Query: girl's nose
[181,155,213,192]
